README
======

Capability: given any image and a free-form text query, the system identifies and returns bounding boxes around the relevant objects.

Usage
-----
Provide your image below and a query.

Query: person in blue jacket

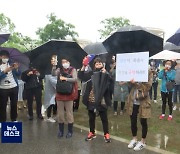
[0,50,21,126]
[158,60,176,121]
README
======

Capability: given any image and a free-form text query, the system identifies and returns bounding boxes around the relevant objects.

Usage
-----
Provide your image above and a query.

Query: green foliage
[98,17,130,39]
[36,13,79,43]
[0,13,40,52]
[0,13,15,33]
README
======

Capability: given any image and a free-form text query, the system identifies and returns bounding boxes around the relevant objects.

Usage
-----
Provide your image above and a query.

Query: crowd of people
[0,49,180,151]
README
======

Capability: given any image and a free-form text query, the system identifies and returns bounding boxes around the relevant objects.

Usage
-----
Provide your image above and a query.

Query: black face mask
[95,67,103,72]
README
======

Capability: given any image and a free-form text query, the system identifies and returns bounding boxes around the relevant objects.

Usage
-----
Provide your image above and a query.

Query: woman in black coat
[78,57,111,143]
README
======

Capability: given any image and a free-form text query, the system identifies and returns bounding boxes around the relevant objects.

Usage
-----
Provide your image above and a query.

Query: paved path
[0,111,173,154]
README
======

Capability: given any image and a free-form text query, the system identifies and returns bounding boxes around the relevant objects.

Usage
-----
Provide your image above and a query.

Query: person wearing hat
[158,60,176,121]
[0,50,21,126]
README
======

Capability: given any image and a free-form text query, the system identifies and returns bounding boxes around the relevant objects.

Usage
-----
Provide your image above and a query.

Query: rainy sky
[1,0,180,42]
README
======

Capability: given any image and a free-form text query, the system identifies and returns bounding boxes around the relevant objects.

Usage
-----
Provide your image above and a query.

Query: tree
[0,13,40,52]
[0,13,15,33]
[36,13,78,43]
[98,17,130,39]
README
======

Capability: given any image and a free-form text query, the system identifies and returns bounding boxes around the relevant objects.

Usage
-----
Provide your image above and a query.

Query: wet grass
[74,90,180,153]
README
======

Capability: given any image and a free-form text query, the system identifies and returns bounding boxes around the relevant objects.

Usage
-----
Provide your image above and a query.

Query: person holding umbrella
[158,60,176,121]
[0,50,21,126]
[78,57,111,143]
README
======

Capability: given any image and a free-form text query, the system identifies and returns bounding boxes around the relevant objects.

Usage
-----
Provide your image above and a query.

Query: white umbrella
[150,50,180,60]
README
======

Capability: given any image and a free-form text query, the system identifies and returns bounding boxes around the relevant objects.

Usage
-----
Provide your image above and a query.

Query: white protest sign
[116,52,149,82]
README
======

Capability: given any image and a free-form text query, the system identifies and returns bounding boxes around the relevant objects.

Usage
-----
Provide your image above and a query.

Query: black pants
[88,110,109,135]
[47,104,57,118]
[113,101,125,112]
[161,91,173,115]
[130,104,148,139]
[0,87,18,122]
[149,82,158,100]
[26,87,42,117]
[73,90,81,110]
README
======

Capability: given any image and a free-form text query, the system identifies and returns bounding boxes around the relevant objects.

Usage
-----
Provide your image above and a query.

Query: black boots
[58,123,64,138]
[58,123,73,138]
[66,123,73,138]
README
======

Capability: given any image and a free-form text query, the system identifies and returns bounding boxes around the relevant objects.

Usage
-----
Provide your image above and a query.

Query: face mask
[95,67,103,72]
[62,63,70,69]
[2,58,9,63]
[165,64,171,69]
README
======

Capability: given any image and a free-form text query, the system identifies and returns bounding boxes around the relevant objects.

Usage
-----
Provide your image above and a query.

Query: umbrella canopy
[103,25,163,57]
[163,42,180,52]
[84,42,108,55]
[0,47,30,72]
[150,50,180,60]
[26,39,87,76]
[0,33,10,45]
[166,28,180,46]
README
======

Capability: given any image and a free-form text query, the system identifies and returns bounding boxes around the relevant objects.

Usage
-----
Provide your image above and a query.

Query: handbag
[56,68,74,95]
[164,71,175,91]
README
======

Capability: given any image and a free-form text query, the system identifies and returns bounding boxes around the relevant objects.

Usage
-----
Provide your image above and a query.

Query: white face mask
[62,63,70,69]
[2,58,9,63]
[165,64,171,69]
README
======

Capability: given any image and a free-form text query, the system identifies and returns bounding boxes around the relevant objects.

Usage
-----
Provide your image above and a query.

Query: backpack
[56,68,74,95]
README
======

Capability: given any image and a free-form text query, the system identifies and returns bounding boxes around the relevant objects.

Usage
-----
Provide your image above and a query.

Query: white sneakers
[133,141,146,151]
[173,105,177,111]
[46,117,56,123]
[128,140,146,151]
[154,100,157,103]
[128,139,137,148]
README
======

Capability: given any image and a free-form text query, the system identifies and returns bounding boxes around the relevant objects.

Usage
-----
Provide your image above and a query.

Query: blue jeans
[173,85,180,104]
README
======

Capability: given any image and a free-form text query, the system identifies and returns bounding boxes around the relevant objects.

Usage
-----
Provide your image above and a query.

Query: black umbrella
[103,25,163,57]
[84,42,112,69]
[92,71,109,108]
[166,28,180,46]
[0,33,10,45]
[26,40,87,76]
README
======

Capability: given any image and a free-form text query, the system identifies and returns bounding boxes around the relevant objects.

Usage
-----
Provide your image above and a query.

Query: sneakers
[133,141,146,151]
[154,100,157,103]
[104,133,111,143]
[167,115,173,121]
[128,139,138,148]
[173,105,177,111]
[159,114,165,120]
[85,132,96,141]
[46,117,56,123]
[114,112,118,116]
[120,111,123,115]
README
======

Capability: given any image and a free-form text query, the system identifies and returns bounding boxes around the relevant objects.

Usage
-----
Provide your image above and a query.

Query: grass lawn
[74,86,180,154]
